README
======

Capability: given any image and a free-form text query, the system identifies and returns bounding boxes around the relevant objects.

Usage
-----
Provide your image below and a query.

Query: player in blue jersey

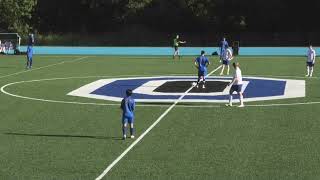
[26,34,34,69]
[194,50,210,89]
[120,89,136,140]
[26,45,33,69]
[219,37,229,61]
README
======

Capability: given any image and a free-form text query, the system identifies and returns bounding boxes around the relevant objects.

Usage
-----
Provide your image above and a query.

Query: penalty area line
[94,65,222,180]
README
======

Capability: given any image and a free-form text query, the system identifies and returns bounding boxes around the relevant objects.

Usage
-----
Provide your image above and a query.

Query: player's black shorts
[222,60,230,65]
[174,46,179,51]
[229,84,243,94]
[307,62,315,67]
[198,71,205,77]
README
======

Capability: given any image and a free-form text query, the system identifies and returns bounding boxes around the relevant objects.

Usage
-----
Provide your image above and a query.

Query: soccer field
[0,55,319,180]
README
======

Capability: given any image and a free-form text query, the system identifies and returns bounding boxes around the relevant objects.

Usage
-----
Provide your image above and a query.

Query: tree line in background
[0,0,319,45]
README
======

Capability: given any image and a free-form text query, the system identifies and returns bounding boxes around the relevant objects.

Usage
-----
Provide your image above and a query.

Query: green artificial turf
[0,55,318,180]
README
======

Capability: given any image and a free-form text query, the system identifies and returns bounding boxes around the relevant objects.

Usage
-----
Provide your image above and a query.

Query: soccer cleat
[306,74,309,77]
[225,104,232,107]
[202,85,205,89]
[130,135,135,139]
[122,135,126,140]
[238,104,245,108]
[196,84,199,88]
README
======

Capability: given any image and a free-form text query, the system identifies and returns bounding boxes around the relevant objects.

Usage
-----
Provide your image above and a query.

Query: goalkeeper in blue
[26,45,33,69]
[120,89,136,140]
[194,50,210,89]
[26,34,34,69]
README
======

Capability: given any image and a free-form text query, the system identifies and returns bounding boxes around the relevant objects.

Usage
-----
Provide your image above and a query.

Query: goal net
[0,33,21,54]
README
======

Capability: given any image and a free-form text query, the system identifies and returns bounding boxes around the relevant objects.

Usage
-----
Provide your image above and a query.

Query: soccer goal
[0,33,21,54]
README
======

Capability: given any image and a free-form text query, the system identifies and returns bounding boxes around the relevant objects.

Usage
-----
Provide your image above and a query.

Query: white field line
[2,79,319,108]
[94,65,222,180]
[0,56,88,79]
[0,73,317,108]
[245,74,319,79]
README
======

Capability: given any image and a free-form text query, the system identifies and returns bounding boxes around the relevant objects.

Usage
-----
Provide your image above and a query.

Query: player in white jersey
[220,47,233,75]
[226,62,244,107]
[306,45,316,77]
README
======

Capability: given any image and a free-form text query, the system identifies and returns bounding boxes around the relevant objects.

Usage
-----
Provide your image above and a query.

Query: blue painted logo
[68,76,305,103]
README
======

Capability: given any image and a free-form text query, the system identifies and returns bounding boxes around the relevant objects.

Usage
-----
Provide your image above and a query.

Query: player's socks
[239,94,244,107]
[122,127,127,138]
[220,69,224,75]
[307,67,310,76]
[130,128,134,137]
[227,66,230,75]
[196,77,201,87]
[310,68,313,77]
[228,95,233,106]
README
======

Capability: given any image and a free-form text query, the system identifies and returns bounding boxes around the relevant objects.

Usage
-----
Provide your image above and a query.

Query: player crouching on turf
[226,62,244,107]
[120,89,135,140]
[220,47,233,75]
[194,50,210,89]
[306,45,316,77]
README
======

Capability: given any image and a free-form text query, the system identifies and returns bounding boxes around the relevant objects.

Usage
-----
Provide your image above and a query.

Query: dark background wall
[1,0,319,46]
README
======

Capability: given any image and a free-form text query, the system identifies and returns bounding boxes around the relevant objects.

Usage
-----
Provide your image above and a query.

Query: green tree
[0,0,37,34]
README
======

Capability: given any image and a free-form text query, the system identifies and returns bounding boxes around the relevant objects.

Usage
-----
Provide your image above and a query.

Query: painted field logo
[68,76,305,103]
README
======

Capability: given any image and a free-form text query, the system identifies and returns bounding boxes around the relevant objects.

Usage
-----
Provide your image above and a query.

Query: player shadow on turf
[3,132,123,140]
